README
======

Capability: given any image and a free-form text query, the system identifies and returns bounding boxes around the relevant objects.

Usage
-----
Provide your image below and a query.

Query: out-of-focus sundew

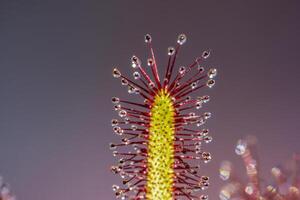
[0,176,16,200]
[219,136,300,200]
[110,34,217,199]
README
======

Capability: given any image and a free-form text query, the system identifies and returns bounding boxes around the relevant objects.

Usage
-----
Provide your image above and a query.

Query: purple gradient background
[1,0,300,199]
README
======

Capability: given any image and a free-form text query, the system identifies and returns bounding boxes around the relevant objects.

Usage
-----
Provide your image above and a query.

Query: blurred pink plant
[0,176,16,200]
[219,136,300,200]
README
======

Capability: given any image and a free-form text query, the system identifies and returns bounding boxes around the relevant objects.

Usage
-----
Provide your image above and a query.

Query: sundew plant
[110,34,217,200]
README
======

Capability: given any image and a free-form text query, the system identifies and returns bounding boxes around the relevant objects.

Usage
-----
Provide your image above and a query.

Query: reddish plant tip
[110,34,217,200]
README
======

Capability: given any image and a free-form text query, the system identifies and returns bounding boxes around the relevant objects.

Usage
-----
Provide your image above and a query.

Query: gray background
[1,0,300,199]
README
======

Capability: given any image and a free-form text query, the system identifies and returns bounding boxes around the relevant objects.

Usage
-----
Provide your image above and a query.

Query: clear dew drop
[131,55,138,63]
[202,152,212,163]
[121,78,128,86]
[196,147,202,155]
[119,110,127,118]
[179,66,186,75]
[235,139,247,155]
[116,129,123,135]
[185,96,191,101]
[198,95,210,103]
[122,138,129,144]
[114,104,121,111]
[168,46,175,56]
[128,86,135,94]
[131,125,137,131]
[144,34,152,43]
[112,68,121,78]
[124,117,129,124]
[204,135,213,143]
[109,143,117,150]
[200,182,209,190]
[196,101,202,109]
[111,97,120,104]
[201,129,209,136]
[189,112,196,117]
[131,55,141,68]
[147,58,153,66]
[206,79,215,88]
[131,63,137,68]
[111,119,118,126]
[208,68,217,78]
[119,158,125,165]
[113,126,123,135]
[177,33,187,45]
[200,195,208,200]
[202,50,211,59]
[198,66,204,72]
[132,72,140,80]
[112,185,120,191]
[201,176,209,182]
[132,63,139,70]
[191,81,198,89]
[197,118,205,127]
[204,112,212,119]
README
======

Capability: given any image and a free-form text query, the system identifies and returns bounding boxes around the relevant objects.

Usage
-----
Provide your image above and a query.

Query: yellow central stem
[146,90,175,200]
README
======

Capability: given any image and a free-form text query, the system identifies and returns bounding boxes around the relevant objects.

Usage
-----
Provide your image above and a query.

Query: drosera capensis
[110,33,217,200]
